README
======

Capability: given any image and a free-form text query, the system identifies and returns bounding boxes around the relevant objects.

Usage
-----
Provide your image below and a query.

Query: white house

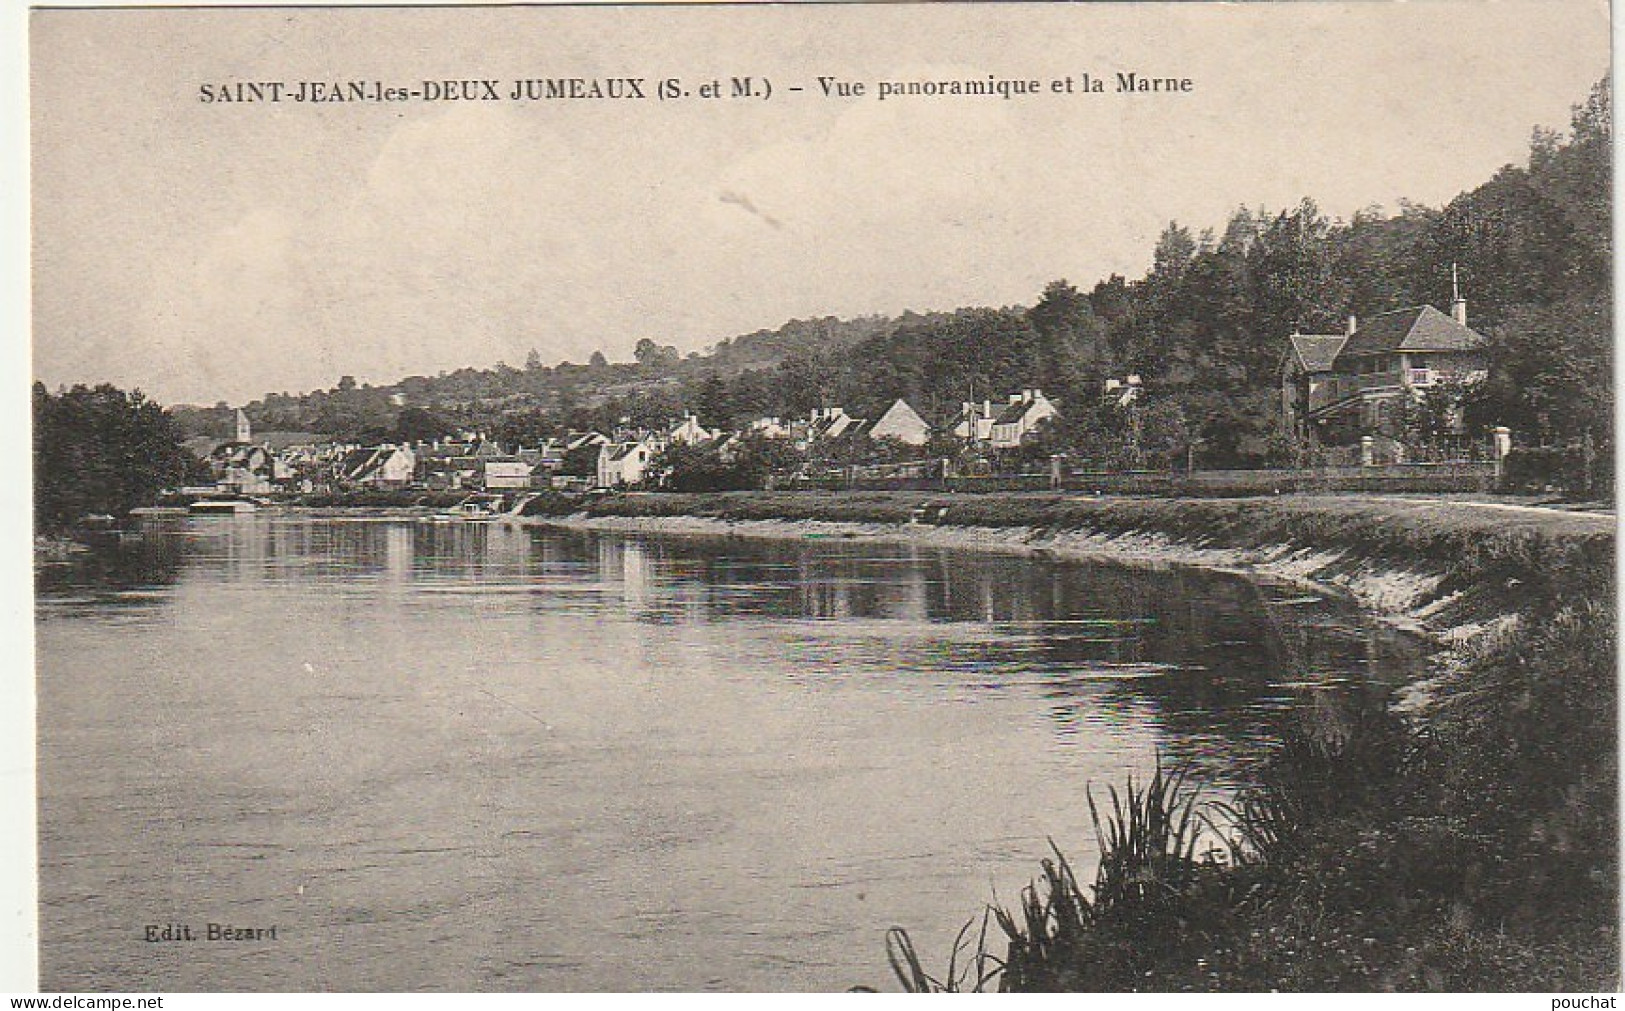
[567,431,612,452]
[748,416,794,439]
[337,444,418,488]
[951,400,997,443]
[480,459,534,490]
[1103,375,1144,408]
[989,389,1058,449]
[868,398,931,446]
[597,438,657,488]
[667,412,713,446]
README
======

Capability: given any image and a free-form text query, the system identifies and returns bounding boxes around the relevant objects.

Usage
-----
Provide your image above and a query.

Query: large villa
[1281,289,1489,446]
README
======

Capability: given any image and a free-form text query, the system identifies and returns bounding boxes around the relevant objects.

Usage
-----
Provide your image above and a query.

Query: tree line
[175,76,1607,475]
[47,76,1609,519]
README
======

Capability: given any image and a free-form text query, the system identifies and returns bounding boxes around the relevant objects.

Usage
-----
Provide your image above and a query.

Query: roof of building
[872,399,928,430]
[567,431,610,450]
[994,397,1049,426]
[338,447,381,478]
[339,445,409,480]
[809,414,854,440]
[1340,305,1484,358]
[1286,333,1348,373]
[253,431,329,452]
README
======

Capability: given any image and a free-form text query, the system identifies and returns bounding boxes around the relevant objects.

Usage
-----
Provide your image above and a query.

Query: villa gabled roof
[1286,333,1347,373]
[1340,305,1484,358]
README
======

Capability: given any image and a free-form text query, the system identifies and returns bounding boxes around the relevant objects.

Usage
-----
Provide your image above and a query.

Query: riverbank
[517,489,1617,992]
[520,490,1612,642]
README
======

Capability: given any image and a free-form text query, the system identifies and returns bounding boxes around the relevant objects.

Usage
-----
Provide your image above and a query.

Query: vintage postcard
[21,0,1615,994]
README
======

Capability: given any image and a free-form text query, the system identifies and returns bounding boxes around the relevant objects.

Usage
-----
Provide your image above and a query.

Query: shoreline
[511,489,1613,642]
[518,510,1452,635]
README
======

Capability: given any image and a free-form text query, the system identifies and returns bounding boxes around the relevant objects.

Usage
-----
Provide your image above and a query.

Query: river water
[35,514,1426,991]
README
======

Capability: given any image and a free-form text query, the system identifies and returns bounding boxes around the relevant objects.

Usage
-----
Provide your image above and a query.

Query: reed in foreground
[877,598,1617,991]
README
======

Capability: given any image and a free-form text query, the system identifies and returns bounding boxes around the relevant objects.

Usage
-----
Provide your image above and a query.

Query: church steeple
[235,408,252,443]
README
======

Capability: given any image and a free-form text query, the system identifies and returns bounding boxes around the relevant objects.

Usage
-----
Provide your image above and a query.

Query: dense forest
[171,77,1608,471]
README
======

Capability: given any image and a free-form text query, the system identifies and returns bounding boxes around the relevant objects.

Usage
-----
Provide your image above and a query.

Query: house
[748,416,794,439]
[1103,375,1145,408]
[336,444,417,488]
[989,389,1058,449]
[516,446,560,487]
[710,431,743,462]
[597,438,657,487]
[950,400,997,443]
[208,442,278,495]
[566,431,612,452]
[415,436,509,489]
[1303,292,1488,442]
[479,458,534,490]
[867,399,931,446]
[667,413,713,447]
[805,407,862,444]
[1279,334,1347,441]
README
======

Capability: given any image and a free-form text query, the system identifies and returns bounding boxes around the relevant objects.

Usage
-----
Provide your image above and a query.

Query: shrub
[1501,443,1611,497]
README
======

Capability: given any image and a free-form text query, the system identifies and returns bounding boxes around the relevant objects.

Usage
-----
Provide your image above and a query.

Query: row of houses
[194,292,1488,502]
[188,385,1069,496]
[595,389,1063,486]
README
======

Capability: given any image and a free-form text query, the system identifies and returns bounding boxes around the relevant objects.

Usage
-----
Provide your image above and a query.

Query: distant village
[187,289,1494,500]
[188,384,1066,496]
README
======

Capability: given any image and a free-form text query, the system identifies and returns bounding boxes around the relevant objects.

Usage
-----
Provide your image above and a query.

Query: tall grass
[1087,765,1206,915]
[1208,706,1413,866]
[877,594,1616,991]
[886,760,1225,992]
[883,914,1003,993]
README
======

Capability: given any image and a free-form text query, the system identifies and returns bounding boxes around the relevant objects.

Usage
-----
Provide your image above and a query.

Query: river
[35,514,1427,991]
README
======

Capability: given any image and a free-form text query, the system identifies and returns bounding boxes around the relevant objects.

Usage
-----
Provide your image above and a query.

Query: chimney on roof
[1346,314,1358,336]
[1451,262,1468,327]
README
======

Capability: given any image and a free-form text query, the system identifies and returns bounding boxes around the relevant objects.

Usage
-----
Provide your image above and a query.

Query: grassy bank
[520,489,1616,991]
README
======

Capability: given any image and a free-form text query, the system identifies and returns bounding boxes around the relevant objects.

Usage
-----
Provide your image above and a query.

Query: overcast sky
[29,1,1611,406]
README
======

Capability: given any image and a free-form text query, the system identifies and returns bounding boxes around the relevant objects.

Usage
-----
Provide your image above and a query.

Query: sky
[28,0,1613,407]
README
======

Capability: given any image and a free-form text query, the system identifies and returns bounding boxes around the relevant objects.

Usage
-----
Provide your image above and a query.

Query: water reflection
[40,516,1427,782]
[37,514,1429,991]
